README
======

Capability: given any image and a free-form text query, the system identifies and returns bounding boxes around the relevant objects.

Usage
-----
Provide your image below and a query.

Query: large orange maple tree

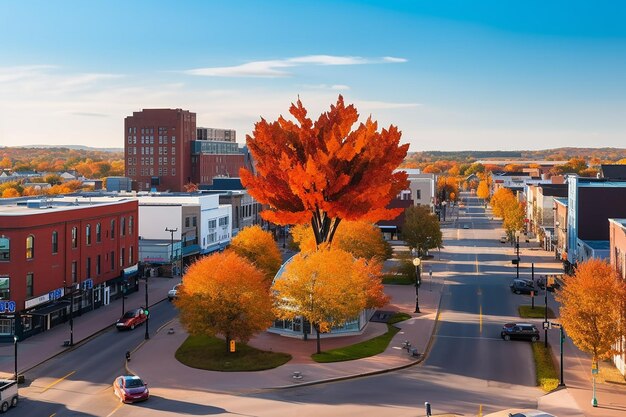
[240,95,409,246]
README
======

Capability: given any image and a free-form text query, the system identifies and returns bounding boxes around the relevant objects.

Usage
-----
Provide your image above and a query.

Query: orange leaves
[228,225,282,284]
[175,251,274,343]
[557,259,626,360]
[240,95,409,244]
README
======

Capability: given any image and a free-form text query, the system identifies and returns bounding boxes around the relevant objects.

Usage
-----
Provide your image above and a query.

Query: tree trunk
[225,333,231,354]
[315,323,321,354]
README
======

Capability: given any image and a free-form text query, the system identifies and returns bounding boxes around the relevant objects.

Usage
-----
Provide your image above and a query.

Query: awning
[28,300,71,316]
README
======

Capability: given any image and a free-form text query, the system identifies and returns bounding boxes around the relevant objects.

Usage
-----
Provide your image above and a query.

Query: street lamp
[121,282,127,316]
[413,256,422,313]
[13,335,18,382]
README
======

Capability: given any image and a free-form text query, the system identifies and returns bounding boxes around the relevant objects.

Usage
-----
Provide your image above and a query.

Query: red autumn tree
[240,95,409,246]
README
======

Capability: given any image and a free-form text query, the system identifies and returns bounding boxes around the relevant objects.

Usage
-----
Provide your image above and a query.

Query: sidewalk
[0,275,175,379]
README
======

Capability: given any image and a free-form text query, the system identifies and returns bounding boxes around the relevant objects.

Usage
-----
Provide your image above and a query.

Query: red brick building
[0,197,139,341]
[124,109,248,192]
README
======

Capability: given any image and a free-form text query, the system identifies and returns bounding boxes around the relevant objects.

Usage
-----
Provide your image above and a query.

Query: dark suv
[510,279,536,295]
[501,323,540,341]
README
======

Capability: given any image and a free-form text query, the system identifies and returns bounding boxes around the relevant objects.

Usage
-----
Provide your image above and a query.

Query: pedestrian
[125,351,131,361]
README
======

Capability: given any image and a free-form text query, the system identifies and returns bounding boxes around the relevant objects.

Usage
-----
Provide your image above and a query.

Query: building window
[111,219,116,239]
[26,273,34,298]
[26,235,35,259]
[52,231,58,254]
[0,237,9,261]
[208,219,216,229]
[185,217,190,227]
[86,224,92,245]
[86,257,91,278]
[96,255,101,275]
[110,251,115,271]
[121,217,126,237]
[219,216,229,227]
[192,217,197,227]
[0,277,9,299]
[71,261,78,283]
[120,248,125,267]
[129,246,134,264]
[129,216,134,235]
[72,227,78,248]
[172,136,176,144]
[96,223,101,242]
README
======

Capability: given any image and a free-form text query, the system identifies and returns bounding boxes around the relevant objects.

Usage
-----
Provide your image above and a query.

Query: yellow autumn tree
[175,252,274,353]
[557,259,626,363]
[273,247,388,353]
[291,221,392,262]
[476,180,490,201]
[229,225,282,284]
[2,188,20,198]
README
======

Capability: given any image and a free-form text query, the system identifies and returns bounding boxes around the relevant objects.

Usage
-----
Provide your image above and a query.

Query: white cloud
[301,84,351,91]
[184,54,407,78]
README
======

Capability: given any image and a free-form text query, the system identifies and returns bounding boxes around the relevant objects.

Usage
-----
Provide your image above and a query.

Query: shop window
[0,277,9,299]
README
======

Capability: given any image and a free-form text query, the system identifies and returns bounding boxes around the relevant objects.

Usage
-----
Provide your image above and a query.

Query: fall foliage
[272,247,388,353]
[175,252,274,352]
[290,221,392,262]
[228,225,282,284]
[240,95,409,246]
[476,180,490,200]
[557,259,626,362]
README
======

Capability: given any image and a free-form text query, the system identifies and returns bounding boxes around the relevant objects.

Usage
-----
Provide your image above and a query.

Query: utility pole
[165,227,177,276]
[516,235,520,279]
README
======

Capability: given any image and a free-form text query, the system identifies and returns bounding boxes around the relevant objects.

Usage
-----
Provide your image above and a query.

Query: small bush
[531,342,559,392]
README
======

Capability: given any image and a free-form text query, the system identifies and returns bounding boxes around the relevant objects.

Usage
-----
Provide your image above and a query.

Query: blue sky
[1,0,626,151]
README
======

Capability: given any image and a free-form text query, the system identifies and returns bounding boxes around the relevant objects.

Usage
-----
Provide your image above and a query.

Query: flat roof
[580,240,610,250]
[0,196,134,216]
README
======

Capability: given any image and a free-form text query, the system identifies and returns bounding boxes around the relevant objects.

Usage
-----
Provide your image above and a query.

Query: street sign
[229,339,236,353]
[543,321,551,330]
[592,368,599,375]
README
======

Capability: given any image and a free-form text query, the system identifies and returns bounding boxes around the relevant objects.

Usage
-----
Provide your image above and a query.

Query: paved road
[16,193,551,416]
[16,301,178,416]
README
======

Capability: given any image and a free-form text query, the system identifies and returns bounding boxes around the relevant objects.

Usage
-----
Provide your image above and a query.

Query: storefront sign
[82,279,94,291]
[123,264,138,276]
[0,300,16,313]
[25,287,64,309]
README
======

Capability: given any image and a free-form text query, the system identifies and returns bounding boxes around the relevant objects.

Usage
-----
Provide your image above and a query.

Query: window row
[0,217,134,261]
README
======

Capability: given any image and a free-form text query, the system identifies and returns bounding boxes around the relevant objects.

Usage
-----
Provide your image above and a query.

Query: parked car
[113,375,149,403]
[510,279,536,295]
[463,224,470,229]
[485,409,556,417]
[116,308,147,331]
[501,323,540,342]
[0,379,18,413]
[500,236,507,243]
[168,283,181,301]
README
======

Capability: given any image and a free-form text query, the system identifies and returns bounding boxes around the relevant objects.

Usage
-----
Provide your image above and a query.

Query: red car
[116,308,147,331]
[113,375,149,403]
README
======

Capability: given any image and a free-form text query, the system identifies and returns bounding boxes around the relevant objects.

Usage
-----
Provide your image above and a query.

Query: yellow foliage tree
[290,221,391,262]
[557,259,626,363]
[2,188,20,198]
[273,247,388,353]
[175,252,274,352]
[476,180,490,201]
[229,225,282,284]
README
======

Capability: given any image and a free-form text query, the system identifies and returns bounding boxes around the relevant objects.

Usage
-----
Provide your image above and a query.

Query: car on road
[500,236,507,243]
[116,308,147,331]
[168,283,181,301]
[510,278,536,295]
[463,224,470,229]
[485,410,556,417]
[501,323,540,342]
[113,375,149,403]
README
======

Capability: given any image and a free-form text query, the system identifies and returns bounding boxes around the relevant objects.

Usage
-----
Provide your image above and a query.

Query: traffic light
[143,308,149,317]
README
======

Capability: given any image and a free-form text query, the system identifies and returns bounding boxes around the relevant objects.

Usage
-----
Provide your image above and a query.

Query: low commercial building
[0,196,139,342]
[609,218,626,376]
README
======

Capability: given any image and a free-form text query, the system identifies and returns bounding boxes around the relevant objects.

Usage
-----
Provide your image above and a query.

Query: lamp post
[13,335,18,382]
[165,227,177,276]
[121,282,127,316]
[144,276,149,340]
[413,256,422,313]
[592,359,598,407]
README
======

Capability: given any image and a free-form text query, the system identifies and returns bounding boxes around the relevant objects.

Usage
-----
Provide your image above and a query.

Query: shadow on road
[135,395,229,414]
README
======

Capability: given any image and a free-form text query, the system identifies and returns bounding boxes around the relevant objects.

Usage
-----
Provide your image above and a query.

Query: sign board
[82,278,94,291]
[592,368,599,375]
[0,300,16,313]
[25,287,64,309]
[543,321,551,330]
[229,340,236,353]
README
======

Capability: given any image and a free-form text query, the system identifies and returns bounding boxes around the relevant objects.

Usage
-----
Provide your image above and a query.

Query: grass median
[518,305,556,319]
[382,273,414,285]
[312,312,412,363]
[175,335,292,371]
[531,341,559,392]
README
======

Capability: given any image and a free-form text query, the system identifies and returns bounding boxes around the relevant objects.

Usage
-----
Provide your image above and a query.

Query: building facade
[608,218,626,376]
[0,197,139,342]
[125,108,196,192]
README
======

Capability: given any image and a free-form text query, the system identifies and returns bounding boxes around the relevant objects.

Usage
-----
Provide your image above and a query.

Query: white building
[396,169,436,207]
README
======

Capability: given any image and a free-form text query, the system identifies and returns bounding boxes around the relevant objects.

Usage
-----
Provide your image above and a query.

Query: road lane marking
[105,402,124,417]
[480,304,483,334]
[435,334,501,340]
[41,370,76,393]
[478,404,483,416]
